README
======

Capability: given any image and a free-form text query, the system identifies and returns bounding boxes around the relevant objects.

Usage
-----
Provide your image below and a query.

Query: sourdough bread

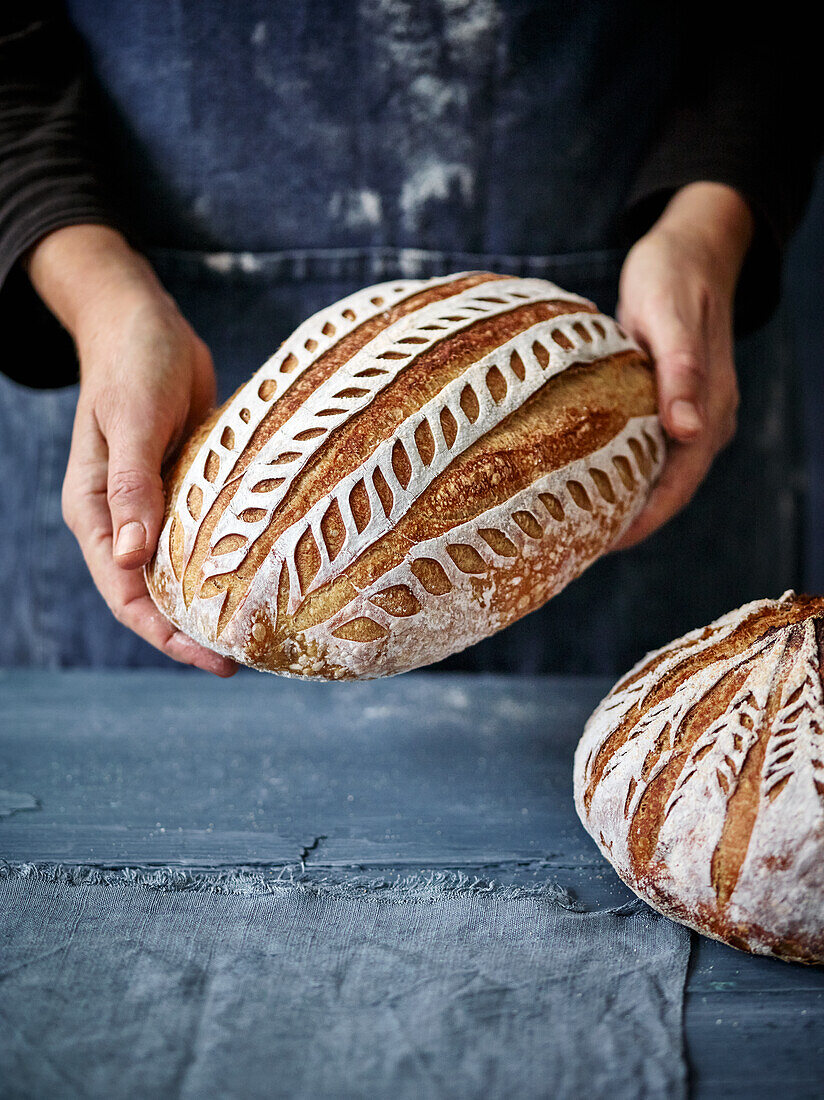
[147,273,663,678]
[574,591,824,963]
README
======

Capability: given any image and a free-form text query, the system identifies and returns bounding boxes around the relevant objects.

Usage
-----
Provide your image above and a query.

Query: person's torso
[68,0,679,259]
[0,1,801,674]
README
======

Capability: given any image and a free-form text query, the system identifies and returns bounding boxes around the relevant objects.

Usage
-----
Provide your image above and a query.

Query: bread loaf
[146,272,663,679]
[574,591,824,963]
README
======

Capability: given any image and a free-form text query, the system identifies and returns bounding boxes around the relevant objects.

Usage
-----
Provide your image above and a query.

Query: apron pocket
[147,246,626,399]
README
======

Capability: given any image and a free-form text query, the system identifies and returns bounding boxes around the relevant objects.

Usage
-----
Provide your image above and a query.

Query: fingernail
[670,399,703,435]
[115,521,146,557]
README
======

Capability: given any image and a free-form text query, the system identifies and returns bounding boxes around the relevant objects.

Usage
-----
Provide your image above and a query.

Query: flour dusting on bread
[147,272,662,678]
[574,591,824,964]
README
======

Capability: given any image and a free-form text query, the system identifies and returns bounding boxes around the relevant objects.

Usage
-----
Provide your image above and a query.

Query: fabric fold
[0,869,689,1100]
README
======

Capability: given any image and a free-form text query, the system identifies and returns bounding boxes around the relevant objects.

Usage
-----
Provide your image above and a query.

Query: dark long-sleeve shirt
[1,1,821,388]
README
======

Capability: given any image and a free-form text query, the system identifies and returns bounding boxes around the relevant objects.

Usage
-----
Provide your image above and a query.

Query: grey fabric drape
[0,869,688,1100]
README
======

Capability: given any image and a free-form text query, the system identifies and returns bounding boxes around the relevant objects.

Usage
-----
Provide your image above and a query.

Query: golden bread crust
[574,591,824,964]
[147,273,663,678]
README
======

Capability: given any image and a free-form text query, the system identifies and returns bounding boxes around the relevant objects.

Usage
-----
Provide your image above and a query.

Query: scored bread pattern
[761,624,824,800]
[198,279,585,587]
[148,271,662,680]
[162,274,463,585]
[253,310,638,616]
[273,415,662,678]
[573,591,824,962]
[156,274,598,640]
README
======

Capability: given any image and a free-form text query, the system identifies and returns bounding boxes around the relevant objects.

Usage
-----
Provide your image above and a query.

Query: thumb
[106,406,170,568]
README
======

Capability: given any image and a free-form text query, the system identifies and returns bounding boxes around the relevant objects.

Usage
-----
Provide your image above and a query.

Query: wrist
[654,182,754,288]
[27,224,168,340]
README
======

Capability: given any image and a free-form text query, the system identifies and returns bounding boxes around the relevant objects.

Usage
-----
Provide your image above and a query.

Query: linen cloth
[0,668,690,1097]
[0,870,688,1100]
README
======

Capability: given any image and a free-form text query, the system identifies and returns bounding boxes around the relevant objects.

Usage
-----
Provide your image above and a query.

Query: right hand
[613,183,751,550]
[28,225,236,675]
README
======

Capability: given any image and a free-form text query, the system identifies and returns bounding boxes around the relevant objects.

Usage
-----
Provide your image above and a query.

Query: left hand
[615,181,754,549]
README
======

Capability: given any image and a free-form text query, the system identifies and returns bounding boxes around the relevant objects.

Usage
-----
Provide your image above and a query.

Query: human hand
[615,182,754,549]
[28,225,236,675]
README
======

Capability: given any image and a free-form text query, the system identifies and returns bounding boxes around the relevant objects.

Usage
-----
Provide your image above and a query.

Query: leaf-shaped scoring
[664,677,764,823]
[763,619,824,802]
[616,632,775,825]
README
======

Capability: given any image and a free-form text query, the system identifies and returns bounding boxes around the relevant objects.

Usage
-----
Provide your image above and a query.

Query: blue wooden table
[1,670,822,1098]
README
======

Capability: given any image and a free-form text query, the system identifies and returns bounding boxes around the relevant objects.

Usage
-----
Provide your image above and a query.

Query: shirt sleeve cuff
[0,207,120,389]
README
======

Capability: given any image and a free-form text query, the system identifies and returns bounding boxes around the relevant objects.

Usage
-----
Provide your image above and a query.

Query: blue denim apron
[0,1,801,672]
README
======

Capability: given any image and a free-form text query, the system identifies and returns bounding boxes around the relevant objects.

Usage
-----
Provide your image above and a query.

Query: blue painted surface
[0,670,611,872]
[1,670,823,1098]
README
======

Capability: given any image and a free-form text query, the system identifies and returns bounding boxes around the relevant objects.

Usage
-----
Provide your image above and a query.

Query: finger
[170,341,216,460]
[89,525,237,677]
[624,297,709,444]
[118,586,239,677]
[614,436,716,551]
[190,337,217,425]
[64,416,236,676]
[707,325,739,448]
[104,398,171,569]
